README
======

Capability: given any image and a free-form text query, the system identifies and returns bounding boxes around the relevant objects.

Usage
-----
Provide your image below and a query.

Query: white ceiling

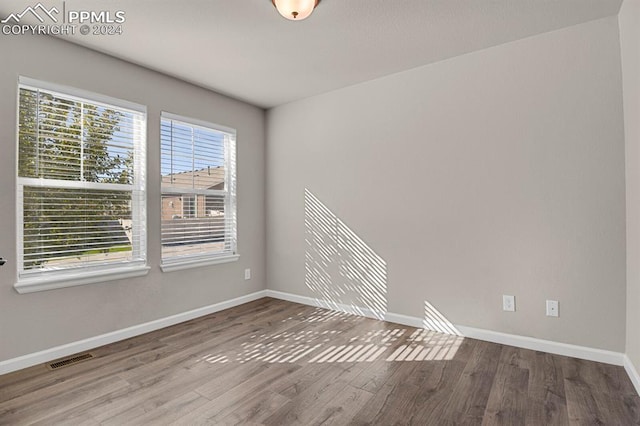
[1,0,623,108]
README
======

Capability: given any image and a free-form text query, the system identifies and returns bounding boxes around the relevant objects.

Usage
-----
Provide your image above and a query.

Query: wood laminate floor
[1,298,639,425]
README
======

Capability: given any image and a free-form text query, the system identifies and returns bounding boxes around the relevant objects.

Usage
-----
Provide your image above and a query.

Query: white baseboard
[0,290,268,376]
[624,355,640,395]
[455,325,624,366]
[384,311,426,329]
[265,290,625,367]
[2,289,631,378]
[265,289,387,321]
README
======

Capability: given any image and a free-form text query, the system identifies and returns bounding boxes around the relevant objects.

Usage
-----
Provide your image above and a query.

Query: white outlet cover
[244,268,251,280]
[503,295,515,312]
[546,300,559,317]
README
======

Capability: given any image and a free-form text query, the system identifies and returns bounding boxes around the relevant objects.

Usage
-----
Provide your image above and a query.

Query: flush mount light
[272,0,320,21]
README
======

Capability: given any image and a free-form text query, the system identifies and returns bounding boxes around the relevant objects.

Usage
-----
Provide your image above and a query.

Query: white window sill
[14,265,151,294]
[160,254,240,273]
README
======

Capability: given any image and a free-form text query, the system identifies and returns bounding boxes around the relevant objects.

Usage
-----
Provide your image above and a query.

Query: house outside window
[160,113,237,271]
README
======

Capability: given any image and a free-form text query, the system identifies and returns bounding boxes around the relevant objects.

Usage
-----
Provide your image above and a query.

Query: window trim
[14,77,149,293]
[160,111,238,271]
[18,76,147,114]
[159,254,239,273]
[14,265,151,294]
[161,112,236,136]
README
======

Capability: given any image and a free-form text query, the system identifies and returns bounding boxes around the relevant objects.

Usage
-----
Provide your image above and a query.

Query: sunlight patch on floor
[199,308,461,365]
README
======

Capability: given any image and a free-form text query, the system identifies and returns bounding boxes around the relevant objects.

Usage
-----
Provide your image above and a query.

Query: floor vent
[46,353,95,370]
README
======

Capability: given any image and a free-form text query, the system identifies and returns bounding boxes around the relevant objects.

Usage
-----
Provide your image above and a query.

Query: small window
[15,78,148,293]
[160,113,237,270]
[182,195,196,218]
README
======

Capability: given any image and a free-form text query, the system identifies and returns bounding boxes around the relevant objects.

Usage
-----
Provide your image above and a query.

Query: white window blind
[160,113,237,266]
[16,78,147,288]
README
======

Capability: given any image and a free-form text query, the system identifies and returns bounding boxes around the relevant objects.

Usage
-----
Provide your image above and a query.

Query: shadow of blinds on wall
[304,189,387,319]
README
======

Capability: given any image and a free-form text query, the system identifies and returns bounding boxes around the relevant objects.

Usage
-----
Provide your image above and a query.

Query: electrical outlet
[502,295,515,312]
[244,268,251,280]
[546,300,559,317]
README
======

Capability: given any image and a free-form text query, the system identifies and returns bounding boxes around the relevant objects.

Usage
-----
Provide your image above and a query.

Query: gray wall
[266,17,627,351]
[0,12,631,364]
[0,34,266,362]
[620,0,640,371]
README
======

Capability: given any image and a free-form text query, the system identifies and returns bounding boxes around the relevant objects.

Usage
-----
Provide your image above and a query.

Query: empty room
[1,0,639,424]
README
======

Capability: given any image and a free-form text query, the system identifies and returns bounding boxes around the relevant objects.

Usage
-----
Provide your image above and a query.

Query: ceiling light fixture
[271,0,320,21]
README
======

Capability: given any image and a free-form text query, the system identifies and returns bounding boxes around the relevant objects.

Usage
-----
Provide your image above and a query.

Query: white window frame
[160,112,238,272]
[14,77,149,293]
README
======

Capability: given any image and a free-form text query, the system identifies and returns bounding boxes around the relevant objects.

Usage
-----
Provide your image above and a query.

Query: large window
[160,113,237,270]
[15,78,147,293]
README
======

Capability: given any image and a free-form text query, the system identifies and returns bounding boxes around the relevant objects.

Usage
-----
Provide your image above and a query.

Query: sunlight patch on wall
[423,300,462,336]
[304,189,387,319]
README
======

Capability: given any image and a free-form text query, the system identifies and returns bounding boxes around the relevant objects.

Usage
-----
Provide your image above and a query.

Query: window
[160,113,237,270]
[15,78,148,293]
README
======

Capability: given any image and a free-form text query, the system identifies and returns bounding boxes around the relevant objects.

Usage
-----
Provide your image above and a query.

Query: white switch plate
[244,268,251,280]
[503,295,515,312]
[546,300,559,317]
